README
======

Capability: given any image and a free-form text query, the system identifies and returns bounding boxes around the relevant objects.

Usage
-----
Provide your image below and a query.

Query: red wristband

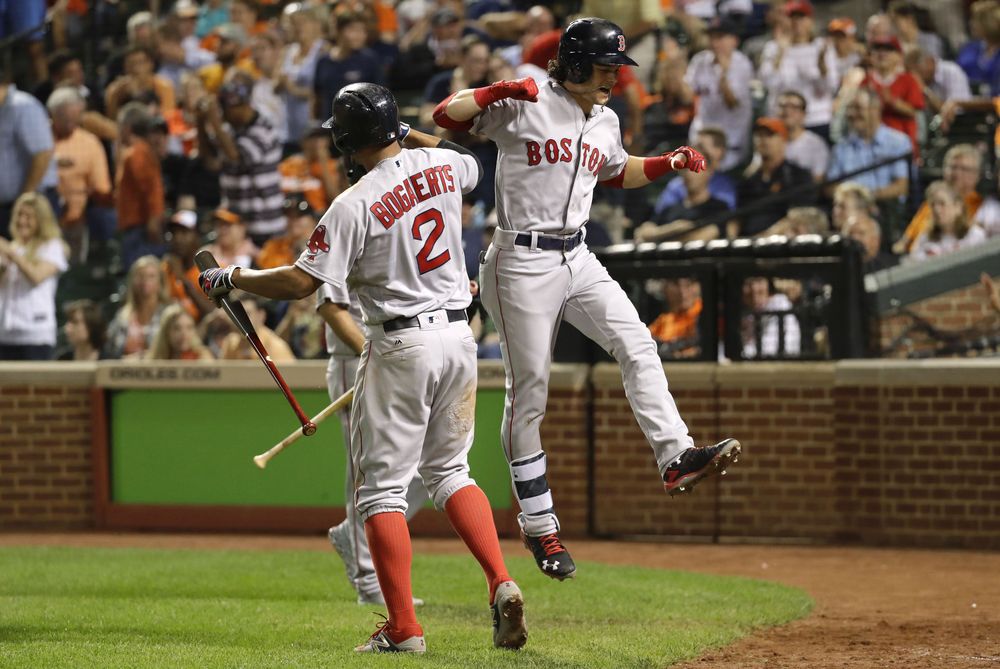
[643,155,675,181]
[472,84,500,108]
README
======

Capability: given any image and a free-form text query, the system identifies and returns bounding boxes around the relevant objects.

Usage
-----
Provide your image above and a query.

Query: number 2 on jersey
[411,208,451,274]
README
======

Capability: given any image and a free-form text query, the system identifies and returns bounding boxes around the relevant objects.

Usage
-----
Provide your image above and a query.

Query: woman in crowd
[0,193,70,360]
[909,181,988,261]
[279,5,325,148]
[105,255,172,359]
[146,303,214,361]
[59,299,106,361]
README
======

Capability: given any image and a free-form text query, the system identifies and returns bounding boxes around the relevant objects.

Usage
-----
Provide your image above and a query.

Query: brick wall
[877,282,999,356]
[0,365,96,529]
[545,360,1000,549]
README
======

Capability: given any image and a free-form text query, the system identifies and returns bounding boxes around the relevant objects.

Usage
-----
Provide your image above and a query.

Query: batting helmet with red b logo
[557,18,638,85]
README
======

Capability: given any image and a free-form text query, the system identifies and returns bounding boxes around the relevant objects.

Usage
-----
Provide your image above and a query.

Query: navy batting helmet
[557,18,638,84]
[321,83,400,155]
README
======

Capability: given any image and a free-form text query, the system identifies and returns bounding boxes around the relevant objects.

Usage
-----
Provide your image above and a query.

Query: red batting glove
[473,77,539,108]
[643,145,707,181]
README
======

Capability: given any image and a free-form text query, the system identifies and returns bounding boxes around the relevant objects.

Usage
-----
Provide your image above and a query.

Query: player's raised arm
[601,146,708,189]
[432,77,539,131]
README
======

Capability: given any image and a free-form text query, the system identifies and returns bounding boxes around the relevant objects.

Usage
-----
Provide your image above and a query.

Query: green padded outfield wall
[109,388,511,508]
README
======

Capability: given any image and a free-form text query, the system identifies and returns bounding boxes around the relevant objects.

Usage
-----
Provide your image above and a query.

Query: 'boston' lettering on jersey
[525,138,608,175]
[369,164,457,229]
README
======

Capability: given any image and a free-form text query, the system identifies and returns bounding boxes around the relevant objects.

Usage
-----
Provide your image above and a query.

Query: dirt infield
[2,532,997,668]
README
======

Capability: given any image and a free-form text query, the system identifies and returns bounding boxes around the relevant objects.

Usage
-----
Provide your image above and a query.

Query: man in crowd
[777,91,829,182]
[116,102,165,268]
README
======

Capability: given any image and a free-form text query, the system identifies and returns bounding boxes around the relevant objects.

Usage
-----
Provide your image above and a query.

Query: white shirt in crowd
[742,292,801,359]
[686,48,754,171]
[973,197,1000,237]
[679,0,753,19]
[0,238,69,346]
[252,77,289,145]
[786,129,831,180]
[909,225,988,261]
[758,38,840,128]
[929,58,972,104]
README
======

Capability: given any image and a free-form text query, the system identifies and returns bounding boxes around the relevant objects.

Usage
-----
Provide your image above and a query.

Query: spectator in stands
[909,181,988,261]
[146,303,214,361]
[256,194,317,269]
[778,91,830,182]
[427,7,469,71]
[824,18,863,85]
[197,71,285,243]
[278,125,344,213]
[763,206,830,237]
[59,299,106,361]
[275,296,325,360]
[220,292,295,361]
[106,46,177,121]
[173,0,216,70]
[105,12,158,87]
[196,0,231,39]
[580,0,666,87]
[0,193,68,360]
[161,210,215,322]
[199,23,252,94]
[313,12,383,122]
[741,276,801,358]
[105,255,169,359]
[157,23,192,95]
[482,5,555,72]
[643,50,695,152]
[116,103,166,269]
[888,1,945,59]
[758,0,838,140]
[33,50,84,108]
[0,0,48,85]
[199,208,258,268]
[842,211,898,273]
[956,0,1000,94]
[249,31,289,146]
[686,16,753,171]
[649,277,702,360]
[653,127,737,215]
[279,6,325,148]
[827,88,911,204]
[421,36,491,126]
[897,144,984,253]
[635,145,729,242]
[0,74,58,238]
[905,47,972,116]
[831,181,878,230]
[862,36,925,156]
[48,87,113,264]
[735,118,815,238]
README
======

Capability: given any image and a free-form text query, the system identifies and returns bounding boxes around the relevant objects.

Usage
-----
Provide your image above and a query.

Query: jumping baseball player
[434,17,741,581]
[317,283,429,607]
[200,83,528,653]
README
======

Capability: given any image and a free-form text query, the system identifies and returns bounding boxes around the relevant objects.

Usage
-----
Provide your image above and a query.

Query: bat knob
[253,454,268,469]
[302,422,318,437]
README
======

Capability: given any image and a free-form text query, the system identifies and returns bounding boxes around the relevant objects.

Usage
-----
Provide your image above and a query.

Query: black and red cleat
[521,531,576,580]
[662,439,741,496]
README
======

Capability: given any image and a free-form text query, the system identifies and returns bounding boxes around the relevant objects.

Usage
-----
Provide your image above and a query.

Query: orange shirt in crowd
[256,236,298,270]
[54,127,111,225]
[648,299,702,344]
[162,259,203,321]
[374,1,398,35]
[278,155,343,213]
[115,138,164,231]
[900,191,982,252]
[164,108,198,157]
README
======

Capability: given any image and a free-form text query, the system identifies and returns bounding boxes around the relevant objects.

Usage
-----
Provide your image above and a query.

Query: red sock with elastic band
[364,512,422,640]
[444,485,512,603]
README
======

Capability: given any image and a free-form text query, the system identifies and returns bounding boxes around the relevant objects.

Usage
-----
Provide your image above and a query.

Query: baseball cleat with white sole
[662,438,741,496]
[491,581,527,650]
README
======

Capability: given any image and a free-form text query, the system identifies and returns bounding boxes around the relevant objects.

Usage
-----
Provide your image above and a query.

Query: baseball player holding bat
[200,83,527,654]
[317,283,430,607]
[434,17,741,581]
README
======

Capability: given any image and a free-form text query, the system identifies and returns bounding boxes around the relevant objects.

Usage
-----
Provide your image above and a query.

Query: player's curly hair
[546,58,568,83]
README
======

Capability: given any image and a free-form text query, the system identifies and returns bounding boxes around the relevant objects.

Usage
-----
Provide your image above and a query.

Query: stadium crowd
[0,0,998,362]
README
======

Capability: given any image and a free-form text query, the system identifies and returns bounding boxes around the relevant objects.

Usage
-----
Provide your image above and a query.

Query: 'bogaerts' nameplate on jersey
[472,78,628,235]
[369,164,459,228]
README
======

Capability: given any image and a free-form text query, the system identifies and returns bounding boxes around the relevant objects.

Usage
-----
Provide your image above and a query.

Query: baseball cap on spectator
[431,7,460,27]
[870,35,903,51]
[212,208,242,226]
[753,117,789,140]
[706,15,742,36]
[784,0,814,17]
[169,210,198,230]
[215,23,247,46]
[827,18,856,36]
[173,0,199,18]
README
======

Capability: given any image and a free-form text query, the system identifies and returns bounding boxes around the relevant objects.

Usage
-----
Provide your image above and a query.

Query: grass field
[0,545,811,668]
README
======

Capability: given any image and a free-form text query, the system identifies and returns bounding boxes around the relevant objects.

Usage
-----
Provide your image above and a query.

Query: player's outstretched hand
[665,145,706,173]
[475,77,539,108]
[199,266,239,301]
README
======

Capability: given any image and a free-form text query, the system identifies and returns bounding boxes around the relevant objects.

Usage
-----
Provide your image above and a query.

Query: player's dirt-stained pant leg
[416,321,480,509]
[562,246,695,472]
[479,229,572,537]
[327,357,429,596]
[352,319,477,522]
